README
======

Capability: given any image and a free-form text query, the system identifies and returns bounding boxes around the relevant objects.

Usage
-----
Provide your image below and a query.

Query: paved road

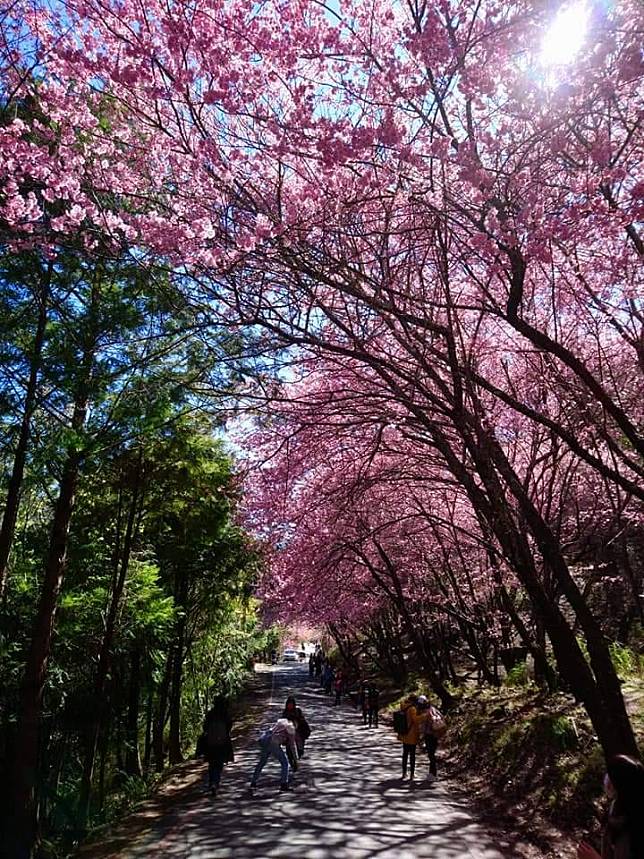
[117,665,519,858]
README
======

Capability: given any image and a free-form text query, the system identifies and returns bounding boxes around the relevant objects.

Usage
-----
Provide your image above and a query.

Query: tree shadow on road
[81,666,540,859]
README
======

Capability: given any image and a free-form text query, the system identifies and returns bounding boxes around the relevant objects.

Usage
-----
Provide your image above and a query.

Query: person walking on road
[367,684,380,727]
[334,670,344,706]
[358,682,369,725]
[397,694,424,781]
[283,695,311,758]
[419,696,445,780]
[250,718,298,792]
[309,653,315,678]
[202,696,234,797]
[324,663,335,696]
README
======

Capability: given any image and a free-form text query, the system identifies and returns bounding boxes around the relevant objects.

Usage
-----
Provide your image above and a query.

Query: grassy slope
[434,677,644,857]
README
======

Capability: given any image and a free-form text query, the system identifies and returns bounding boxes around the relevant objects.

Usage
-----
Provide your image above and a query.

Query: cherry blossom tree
[1,1,642,850]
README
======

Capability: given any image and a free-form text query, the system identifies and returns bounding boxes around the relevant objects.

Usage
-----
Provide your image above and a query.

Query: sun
[540,1,590,67]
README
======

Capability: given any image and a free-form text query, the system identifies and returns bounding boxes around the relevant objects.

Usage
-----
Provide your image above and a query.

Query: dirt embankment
[435,679,643,859]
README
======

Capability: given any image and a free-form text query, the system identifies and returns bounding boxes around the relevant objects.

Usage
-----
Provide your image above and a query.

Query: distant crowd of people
[308,650,361,708]
[197,651,644,859]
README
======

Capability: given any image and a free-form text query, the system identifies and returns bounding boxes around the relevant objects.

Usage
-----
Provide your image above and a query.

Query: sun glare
[541,1,589,67]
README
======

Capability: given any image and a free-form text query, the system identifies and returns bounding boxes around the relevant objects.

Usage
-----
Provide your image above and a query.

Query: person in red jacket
[334,670,344,705]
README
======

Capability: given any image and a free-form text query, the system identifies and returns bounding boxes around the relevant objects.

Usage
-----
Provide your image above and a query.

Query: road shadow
[84,665,537,858]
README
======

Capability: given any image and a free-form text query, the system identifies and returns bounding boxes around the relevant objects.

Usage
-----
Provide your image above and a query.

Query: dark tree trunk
[143,687,153,772]
[125,646,142,777]
[447,421,639,759]
[0,262,51,599]
[480,431,638,757]
[153,649,173,772]
[368,617,407,685]
[7,444,86,857]
[168,563,189,766]
[98,722,110,811]
[168,615,186,765]
[328,623,359,675]
[493,568,556,690]
[616,532,643,624]
[5,299,97,858]
[77,467,141,827]
[368,541,455,711]
[115,703,125,774]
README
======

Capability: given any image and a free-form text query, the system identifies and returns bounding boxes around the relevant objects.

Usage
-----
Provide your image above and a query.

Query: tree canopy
[0,0,642,855]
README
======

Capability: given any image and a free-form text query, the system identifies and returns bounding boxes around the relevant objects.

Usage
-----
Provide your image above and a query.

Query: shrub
[609,642,643,679]
[532,714,579,752]
[505,662,530,687]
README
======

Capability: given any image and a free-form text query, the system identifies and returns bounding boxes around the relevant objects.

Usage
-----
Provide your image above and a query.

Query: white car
[281,649,298,662]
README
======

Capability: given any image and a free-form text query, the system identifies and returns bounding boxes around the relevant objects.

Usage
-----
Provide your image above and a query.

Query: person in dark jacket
[334,670,344,706]
[358,682,369,725]
[324,663,335,696]
[577,755,644,859]
[367,685,380,727]
[202,696,234,796]
[283,695,311,758]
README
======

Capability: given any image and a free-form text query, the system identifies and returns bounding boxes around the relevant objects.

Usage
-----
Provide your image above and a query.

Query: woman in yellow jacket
[398,694,426,780]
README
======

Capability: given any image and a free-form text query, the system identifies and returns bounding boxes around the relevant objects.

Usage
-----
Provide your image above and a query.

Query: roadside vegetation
[369,636,644,855]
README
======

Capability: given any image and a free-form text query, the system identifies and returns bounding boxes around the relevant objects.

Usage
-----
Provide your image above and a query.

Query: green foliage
[255,625,281,657]
[535,714,579,752]
[490,713,578,760]
[0,246,266,853]
[610,641,644,679]
[504,662,530,687]
[491,721,525,758]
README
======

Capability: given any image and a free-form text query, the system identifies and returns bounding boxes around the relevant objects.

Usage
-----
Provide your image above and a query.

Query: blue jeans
[251,741,290,786]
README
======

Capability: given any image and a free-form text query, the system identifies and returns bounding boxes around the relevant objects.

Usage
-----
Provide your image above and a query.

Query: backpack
[299,718,311,740]
[393,709,408,734]
[426,706,446,738]
[206,716,228,746]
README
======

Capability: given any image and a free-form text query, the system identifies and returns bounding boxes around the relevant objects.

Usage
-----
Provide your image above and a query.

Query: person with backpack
[250,717,298,792]
[367,684,380,727]
[202,696,234,796]
[395,694,424,781]
[283,695,311,758]
[418,695,445,780]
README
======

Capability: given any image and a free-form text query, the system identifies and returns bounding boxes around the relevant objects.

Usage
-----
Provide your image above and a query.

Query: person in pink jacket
[250,718,298,792]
